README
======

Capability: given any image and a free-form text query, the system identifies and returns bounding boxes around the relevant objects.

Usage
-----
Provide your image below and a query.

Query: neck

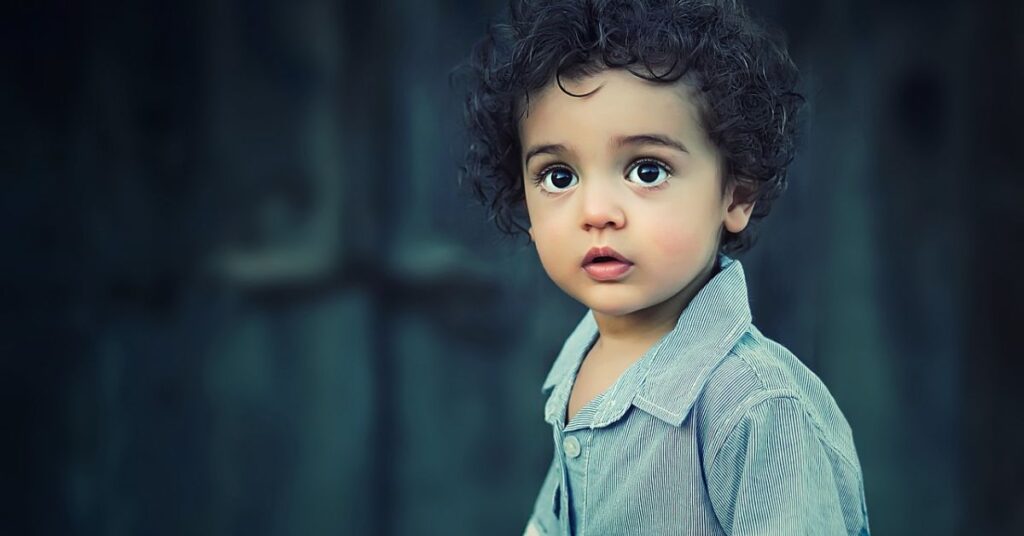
[591,254,719,353]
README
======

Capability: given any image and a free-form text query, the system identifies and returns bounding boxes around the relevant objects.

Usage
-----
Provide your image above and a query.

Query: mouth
[581,246,634,281]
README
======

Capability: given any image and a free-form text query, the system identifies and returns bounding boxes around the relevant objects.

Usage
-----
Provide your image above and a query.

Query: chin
[588,305,642,318]
[575,293,648,318]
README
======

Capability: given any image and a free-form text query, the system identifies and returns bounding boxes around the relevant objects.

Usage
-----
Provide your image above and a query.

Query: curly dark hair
[453,0,804,254]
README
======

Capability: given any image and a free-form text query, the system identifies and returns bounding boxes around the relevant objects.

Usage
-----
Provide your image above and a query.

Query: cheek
[643,194,721,263]
[531,217,573,271]
[651,225,704,261]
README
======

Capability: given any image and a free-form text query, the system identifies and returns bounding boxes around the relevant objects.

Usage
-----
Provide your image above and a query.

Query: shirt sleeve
[705,395,861,535]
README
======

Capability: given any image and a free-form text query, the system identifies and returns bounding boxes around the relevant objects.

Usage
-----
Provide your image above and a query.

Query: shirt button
[563,435,581,458]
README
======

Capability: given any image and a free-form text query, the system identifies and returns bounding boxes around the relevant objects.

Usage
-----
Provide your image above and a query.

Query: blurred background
[3,0,1021,534]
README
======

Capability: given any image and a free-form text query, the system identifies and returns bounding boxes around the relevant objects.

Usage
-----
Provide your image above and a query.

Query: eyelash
[530,158,674,195]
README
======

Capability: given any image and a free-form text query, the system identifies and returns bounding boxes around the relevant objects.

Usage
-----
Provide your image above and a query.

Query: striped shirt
[524,254,870,535]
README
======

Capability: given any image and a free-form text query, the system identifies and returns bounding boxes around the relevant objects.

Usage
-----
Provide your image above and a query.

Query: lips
[582,246,632,266]
[582,246,634,281]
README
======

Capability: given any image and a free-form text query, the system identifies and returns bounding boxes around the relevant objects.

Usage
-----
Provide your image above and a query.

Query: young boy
[456,1,869,534]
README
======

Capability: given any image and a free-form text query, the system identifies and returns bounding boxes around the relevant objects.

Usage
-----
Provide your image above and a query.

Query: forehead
[518,68,709,155]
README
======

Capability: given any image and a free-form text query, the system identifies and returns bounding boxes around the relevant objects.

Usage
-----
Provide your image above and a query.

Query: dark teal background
[3,0,1020,534]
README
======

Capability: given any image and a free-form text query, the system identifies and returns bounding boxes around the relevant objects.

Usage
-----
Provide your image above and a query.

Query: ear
[528,226,535,242]
[722,181,756,234]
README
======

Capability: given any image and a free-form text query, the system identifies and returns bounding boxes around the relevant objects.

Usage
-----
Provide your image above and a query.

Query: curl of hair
[452,0,805,254]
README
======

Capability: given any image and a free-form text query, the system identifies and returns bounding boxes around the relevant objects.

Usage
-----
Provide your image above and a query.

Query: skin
[519,68,755,417]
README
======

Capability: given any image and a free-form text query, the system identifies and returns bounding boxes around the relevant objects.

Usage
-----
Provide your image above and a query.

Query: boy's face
[519,68,754,319]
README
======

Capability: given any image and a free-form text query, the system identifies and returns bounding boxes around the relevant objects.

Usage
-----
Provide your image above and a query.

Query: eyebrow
[523,133,689,167]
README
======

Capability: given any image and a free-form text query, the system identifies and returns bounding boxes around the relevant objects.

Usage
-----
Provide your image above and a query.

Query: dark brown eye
[636,163,661,183]
[627,160,670,187]
[538,167,578,192]
[550,169,573,188]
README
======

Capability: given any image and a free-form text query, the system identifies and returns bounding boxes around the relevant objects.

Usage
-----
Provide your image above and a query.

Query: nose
[579,178,625,231]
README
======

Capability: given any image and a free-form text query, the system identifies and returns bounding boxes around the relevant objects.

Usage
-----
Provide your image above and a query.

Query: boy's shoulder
[691,324,861,472]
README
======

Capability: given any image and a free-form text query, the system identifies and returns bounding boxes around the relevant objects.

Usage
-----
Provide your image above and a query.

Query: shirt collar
[541,253,752,427]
